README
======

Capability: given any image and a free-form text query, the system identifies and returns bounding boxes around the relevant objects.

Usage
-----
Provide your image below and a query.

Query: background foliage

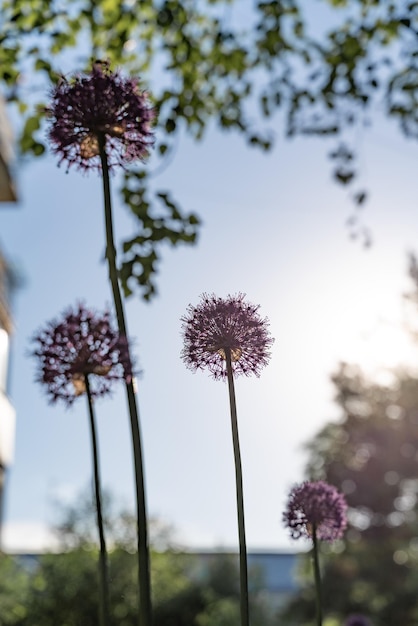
[279,261,418,626]
[0,494,278,626]
[3,0,418,293]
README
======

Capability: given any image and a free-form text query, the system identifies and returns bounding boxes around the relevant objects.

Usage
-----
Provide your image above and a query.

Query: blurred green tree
[0,493,277,626]
[0,554,30,626]
[280,259,418,626]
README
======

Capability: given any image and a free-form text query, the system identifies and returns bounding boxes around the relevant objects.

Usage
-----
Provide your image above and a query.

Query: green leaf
[119,174,200,299]
[334,169,355,185]
[35,58,52,73]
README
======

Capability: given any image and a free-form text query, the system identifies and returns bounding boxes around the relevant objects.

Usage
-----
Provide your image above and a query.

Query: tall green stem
[312,525,323,626]
[98,133,152,626]
[225,348,249,626]
[85,374,110,626]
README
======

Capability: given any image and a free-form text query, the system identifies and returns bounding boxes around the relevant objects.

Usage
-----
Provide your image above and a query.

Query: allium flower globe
[31,304,132,404]
[181,293,274,380]
[284,480,347,542]
[345,615,372,626]
[48,61,155,171]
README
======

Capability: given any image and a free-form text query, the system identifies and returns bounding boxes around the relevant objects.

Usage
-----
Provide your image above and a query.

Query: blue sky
[2,77,418,553]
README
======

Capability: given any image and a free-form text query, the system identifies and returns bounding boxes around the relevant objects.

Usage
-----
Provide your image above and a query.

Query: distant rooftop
[182,549,302,600]
[12,549,302,596]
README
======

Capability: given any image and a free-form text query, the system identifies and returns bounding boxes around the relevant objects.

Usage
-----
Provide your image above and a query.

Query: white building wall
[0,392,15,467]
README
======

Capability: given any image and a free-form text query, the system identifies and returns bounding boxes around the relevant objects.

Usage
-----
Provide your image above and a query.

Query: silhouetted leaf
[119,172,200,299]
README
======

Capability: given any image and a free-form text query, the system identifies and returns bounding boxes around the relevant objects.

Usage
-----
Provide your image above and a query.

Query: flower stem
[98,133,152,626]
[225,348,249,626]
[85,374,110,626]
[312,525,323,626]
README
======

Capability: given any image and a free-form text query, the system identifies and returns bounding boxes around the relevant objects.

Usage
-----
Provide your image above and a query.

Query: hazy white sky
[2,65,418,554]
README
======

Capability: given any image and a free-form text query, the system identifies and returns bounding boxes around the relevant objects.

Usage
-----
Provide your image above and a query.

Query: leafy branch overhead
[3,0,418,284]
[120,171,200,300]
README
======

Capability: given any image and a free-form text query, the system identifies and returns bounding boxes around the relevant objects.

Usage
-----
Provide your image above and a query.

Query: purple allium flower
[283,480,348,542]
[48,61,155,171]
[181,293,273,380]
[344,615,372,626]
[31,304,133,405]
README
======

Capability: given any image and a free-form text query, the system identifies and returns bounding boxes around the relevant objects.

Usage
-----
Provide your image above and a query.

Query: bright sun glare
[341,320,418,375]
[317,263,418,379]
